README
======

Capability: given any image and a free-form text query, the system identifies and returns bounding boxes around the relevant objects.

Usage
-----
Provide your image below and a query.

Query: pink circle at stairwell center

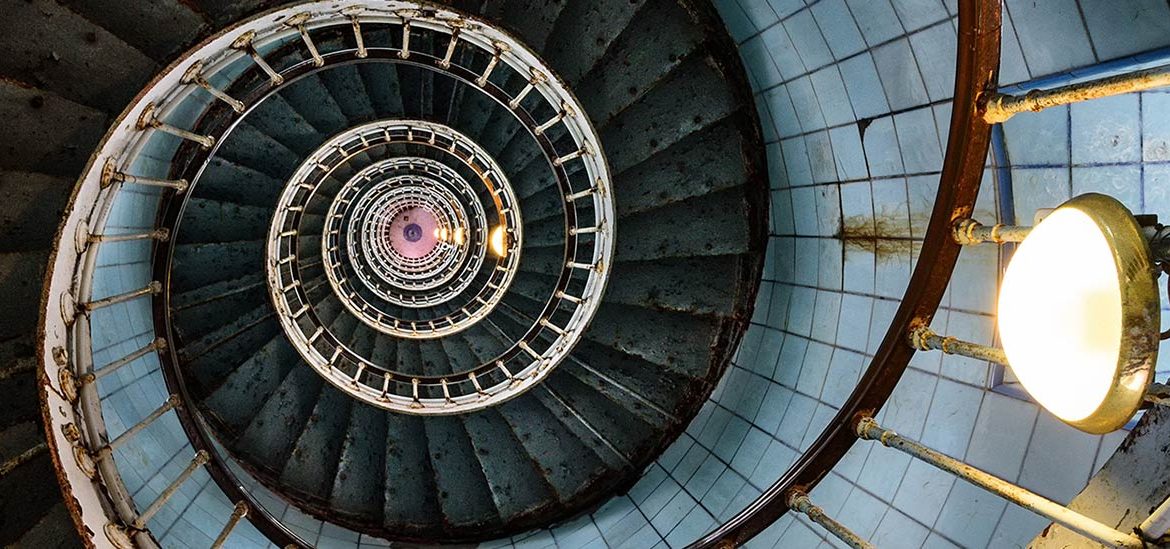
[386,206,440,259]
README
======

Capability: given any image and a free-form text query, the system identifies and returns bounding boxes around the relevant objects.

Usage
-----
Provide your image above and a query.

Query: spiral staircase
[2,0,765,546]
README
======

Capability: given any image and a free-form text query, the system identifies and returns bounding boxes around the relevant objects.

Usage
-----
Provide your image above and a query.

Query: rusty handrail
[689,1,1003,546]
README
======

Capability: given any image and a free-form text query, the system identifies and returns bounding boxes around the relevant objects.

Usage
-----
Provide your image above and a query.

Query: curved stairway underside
[0,0,766,545]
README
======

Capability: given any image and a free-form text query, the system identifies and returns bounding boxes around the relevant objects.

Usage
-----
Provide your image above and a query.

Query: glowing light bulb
[489,225,507,257]
[997,194,1158,433]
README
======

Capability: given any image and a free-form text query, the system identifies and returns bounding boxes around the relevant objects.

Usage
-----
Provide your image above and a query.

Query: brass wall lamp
[916,193,1165,434]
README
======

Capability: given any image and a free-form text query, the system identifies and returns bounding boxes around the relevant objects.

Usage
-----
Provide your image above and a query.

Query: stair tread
[0,0,157,113]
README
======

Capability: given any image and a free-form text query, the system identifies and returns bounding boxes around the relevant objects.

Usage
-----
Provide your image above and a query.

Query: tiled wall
[82,1,1170,548]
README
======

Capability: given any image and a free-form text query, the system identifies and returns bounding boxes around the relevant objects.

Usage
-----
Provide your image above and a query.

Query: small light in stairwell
[997,193,1158,434]
[489,225,508,257]
[454,227,465,246]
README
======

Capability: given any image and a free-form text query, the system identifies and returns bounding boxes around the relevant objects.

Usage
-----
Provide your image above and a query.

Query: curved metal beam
[690,1,1003,546]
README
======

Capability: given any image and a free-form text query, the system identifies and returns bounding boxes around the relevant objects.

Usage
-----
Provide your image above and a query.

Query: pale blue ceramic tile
[893,108,943,173]
[818,238,844,290]
[1011,168,1072,223]
[781,136,814,187]
[835,485,888,539]
[756,94,780,142]
[775,330,811,386]
[862,121,903,179]
[1071,94,1140,164]
[664,506,716,548]
[919,378,984,458]
[811,0,866,59]
[1079,0,1170,61]
[890,0,948,32]
[934,479,1008,548]
[820,349,863,407]
[648,490,697,539]
[789,185,818,234]
[847,0,902,46]
[793,237,818,286]
[1145,164,1170,216]
[947,243,998,315]
[996,8,1030,86]
[711,414,752,463]
[794,341,832,397]
[735,0,780,31]
[753,383,794,434]
[1005,0,1096,77]
[767,144,789,191]
[775,392,816,446]
[763,86,800,139]
[842,244,876,295]
[738,36,781,91]
[1003,104,1069,166]
[1143,92,1170,162]
[810,66,854,128]
[814,184,843,236]
[810,289,842,341]
[829,125,868,181]
[870,509,930,548]
[856,443,912,502]
[784,10,833,70]
[800,403,838,451]
[987,507,1050,548]
[753,328,784,378]
[704,468,751,517]
[807,472,853,515]
[1072,165,1142,211]
[767,283,793,329]
[838,53,890,119]
[786,285,815,336]
[786,76,826,133]
[871,39,929,111]
[765,0,806,19]
[965,391,1038,481]
[892,458,956,526]
[759,25,806,82]
[835,294,872,353]
[806,132,838,184]
[1017,411,1100,503]
[907,22,957,102]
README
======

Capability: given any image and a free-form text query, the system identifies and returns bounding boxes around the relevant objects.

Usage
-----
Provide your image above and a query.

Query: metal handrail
[689,0,1003,546]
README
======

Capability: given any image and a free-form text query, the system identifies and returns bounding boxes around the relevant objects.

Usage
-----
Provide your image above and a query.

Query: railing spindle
[856,416,1145,548]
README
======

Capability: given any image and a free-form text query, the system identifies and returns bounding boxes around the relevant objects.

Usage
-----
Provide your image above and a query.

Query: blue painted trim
[999,45,1170,94]
[990,124,1015,226]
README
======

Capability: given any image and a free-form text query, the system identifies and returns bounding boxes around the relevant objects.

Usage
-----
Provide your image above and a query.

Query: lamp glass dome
[997,193,1158,434]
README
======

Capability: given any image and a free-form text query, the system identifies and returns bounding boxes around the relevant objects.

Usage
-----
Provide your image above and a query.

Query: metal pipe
[210,501,249,549]
[182,61,245,113]
[82,338,167,385]
[907,325,1008,365]
[137,104,215,148]
[509,69,547,109]
[952,218,1031,245]
[232,31,284,85]
[397,9,419,59]
[554,144,591,166]
[984,63,1170,124]
[99,395,180,456]
[88,228,170,245]
[477,42,508,86]
[536,104,573,135]
[130,450,209,530]
[856,417,1145,549]
[439,21,463,68]
[343,7,367,58]
[787,491,875,549]
[81,281,162,313]
[285,13,323,67]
